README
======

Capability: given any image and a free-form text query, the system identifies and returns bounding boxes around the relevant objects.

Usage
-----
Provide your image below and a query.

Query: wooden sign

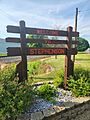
[7,47,66,56]
[7,26,79,37]
[6,20,79,89]
[6,37,78,44]
[7,47,77,56]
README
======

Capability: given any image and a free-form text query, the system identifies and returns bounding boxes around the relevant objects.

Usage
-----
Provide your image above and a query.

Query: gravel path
[25,88,73,114]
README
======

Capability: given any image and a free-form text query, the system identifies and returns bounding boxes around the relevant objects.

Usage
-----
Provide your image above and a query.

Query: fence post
[64,26,74,89]
[19,20,27,81]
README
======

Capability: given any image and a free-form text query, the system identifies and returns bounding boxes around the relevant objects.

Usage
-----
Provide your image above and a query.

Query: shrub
[0,64,16,82]
[28,61,52,76]
[68,67,90,97]
[0,65,35,120]
[77,37,89,51]
[28,61,41,75]
[53,69,64,87]
[36,83,57,101]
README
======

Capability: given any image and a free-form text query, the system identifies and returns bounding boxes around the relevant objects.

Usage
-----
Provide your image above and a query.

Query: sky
[0,0,90,43]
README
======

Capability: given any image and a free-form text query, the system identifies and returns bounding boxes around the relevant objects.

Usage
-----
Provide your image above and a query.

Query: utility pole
[73,8,78,62]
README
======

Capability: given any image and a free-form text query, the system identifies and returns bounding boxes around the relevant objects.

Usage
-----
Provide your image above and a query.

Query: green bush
[77,37,89,51]
[36,83,57,101]
[68,67,90,97]
[0,65,35,120]
[0,64,16,82]
[28,61,41,75]
[53,69,64,87]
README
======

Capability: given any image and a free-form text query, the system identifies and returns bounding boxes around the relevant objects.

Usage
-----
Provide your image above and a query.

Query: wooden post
[64,26,74,89]
[73,8,78,62]
[19,20,27,81]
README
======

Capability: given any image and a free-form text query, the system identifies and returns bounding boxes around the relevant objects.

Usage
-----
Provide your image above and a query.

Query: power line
[79,9,90,13]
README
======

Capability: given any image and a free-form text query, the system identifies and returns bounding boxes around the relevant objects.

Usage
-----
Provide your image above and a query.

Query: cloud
[0,0,90,42]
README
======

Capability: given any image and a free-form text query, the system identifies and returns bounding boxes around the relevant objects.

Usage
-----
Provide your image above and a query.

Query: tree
[77,37,89,52]
[27,34,47,48]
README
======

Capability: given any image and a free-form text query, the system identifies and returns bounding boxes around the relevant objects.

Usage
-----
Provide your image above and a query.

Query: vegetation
[0,65,35,120]
[28,61,41,75]
[36,83,57,101]
[0,53,7,56]
[27,34,47,48]
[0,52,90,119]
[27,53,90,83]
[68,67,90,97]
[53,69,64,87]
[77,37,89,51]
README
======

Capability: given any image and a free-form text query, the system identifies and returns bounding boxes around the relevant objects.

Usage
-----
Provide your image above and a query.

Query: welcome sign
[6,20,79,89]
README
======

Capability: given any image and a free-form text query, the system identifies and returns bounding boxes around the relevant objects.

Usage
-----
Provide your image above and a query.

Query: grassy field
[28,53,90,83]
[0,53,7,56]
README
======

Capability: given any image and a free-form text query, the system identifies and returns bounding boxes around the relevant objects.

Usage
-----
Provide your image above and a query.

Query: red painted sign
[28,48,66,55]
[7,26,79,37]
[36,29,59,36]
[7,47,66,56]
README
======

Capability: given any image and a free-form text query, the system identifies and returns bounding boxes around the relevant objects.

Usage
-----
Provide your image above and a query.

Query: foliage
[28,61,52,77]
[27,34,46,48]
[0,53,6,56]
[77,37,89,51]
[28,61,41,75]
[36,83,57,101]
[53,69,64,87]
[0,65,35,120]
[0,64,16,82]
[68,67,90,97]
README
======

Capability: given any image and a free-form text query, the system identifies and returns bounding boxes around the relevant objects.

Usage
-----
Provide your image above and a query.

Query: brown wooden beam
[6,37,79,44]
[7,25,79,37]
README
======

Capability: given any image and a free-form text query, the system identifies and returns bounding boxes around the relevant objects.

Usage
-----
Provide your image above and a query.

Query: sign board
[6,20,79,89]
[7,26,79,37]
[6,37,78,44]
[7,47,77,56]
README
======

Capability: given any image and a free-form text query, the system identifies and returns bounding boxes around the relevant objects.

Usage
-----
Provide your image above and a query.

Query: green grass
[28,53,90,83]
[0,53,7,56]
[75,53,90,70]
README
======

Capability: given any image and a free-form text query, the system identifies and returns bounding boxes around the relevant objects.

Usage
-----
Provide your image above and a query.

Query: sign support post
[64,26,74,89]
[19,21,27,82]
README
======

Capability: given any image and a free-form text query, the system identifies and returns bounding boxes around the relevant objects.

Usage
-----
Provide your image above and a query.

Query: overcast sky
[0,0,90,42]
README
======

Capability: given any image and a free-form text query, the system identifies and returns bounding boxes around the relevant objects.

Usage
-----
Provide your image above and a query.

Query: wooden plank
[7,25,20,33]
[26,27,68,36]
[7,47,66,56]
[6,37,20,43]
[7,47,21,56]
[67,48,77,55]
[72,41,78,44]
[27,48,66,55]
[7,25,67,36]
[27,28,79,37]
[7,25,79,37]
[6,37,67,44]
[6,37,78,44]
[71,32,79,37]
[7,47,77,56]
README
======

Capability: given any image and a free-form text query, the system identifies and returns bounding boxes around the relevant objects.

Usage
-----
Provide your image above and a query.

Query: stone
[30,111,44,120]
[43,107,56,117]
[17,113,30,120]
[62,101,75,108]
[53,106,65,113]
